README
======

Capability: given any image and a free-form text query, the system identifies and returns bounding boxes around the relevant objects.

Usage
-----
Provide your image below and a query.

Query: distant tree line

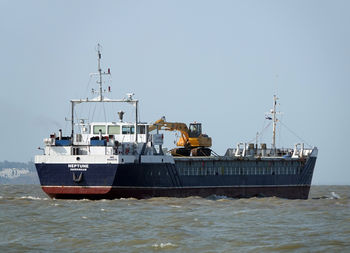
[0,161,36,171]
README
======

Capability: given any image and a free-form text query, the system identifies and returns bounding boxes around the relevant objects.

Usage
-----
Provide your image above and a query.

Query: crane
[149,117,212,156]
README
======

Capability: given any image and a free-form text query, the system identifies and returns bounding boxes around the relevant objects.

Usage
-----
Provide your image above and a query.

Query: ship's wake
[312,191,341,200]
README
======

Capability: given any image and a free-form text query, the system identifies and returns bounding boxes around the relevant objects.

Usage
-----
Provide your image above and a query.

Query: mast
[272,95,278,154]
[71,102,74,139]
[71,44,109,139]
[135,100,138,143]
[70,44,139,143]
[97,44,103,101]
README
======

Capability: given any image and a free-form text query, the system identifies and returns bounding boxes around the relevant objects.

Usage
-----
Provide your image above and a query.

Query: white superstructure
[35,44,174,165]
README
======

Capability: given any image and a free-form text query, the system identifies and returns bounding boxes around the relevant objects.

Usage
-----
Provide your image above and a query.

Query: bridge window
[138,125,146,134]
[108,125,120,134]
[93,125,106,134]
[122,126,135,134]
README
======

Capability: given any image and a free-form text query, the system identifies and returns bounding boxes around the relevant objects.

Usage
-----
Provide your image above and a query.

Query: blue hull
[35,157,316,199]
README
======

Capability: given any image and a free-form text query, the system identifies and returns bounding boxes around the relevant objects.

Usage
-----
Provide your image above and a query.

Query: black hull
[44,185,311,200]
[36,156,316,200]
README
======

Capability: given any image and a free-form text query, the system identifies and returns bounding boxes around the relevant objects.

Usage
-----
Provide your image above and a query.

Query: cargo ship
[35,45,317,199]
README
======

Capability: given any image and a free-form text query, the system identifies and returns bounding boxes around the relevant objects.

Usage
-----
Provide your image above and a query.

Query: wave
[331,192,341,199]
[64,198,91,202]
[19,196,48,201]
[152,242,177,249]
[206,195,232,201]
[312,191,341,200]
[169,205,181,208]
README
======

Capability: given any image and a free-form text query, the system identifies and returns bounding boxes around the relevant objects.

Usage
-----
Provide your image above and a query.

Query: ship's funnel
[118,111,124,122]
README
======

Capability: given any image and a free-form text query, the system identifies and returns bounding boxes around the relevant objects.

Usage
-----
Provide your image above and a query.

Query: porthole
[76,157,80,161]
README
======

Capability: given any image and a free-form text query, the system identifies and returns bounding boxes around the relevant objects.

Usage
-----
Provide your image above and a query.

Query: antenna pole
[97,44,103,101]
[71,101,75,140]
[135,100,138,143]
[272,95,278,154]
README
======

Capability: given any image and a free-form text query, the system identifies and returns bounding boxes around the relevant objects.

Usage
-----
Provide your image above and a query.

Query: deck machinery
[149,117,212,157]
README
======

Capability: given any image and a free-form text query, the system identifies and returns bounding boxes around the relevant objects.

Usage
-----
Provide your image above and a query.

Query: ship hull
[36,156,316,199]
[41,185,311,200]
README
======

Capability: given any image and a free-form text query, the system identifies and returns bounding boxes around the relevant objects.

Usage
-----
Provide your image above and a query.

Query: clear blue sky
[0,0,349,184]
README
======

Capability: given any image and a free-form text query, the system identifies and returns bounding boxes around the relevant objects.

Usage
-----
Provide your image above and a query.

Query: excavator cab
[189,123,202,138]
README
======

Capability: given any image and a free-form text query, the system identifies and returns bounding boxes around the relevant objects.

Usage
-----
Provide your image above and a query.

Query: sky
[0,0,349,184]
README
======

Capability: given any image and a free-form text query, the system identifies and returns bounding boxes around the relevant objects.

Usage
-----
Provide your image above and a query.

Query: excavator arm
[149,117,191,147]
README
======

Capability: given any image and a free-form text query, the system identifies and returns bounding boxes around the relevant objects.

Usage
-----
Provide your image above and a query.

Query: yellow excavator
[149,117,212,156]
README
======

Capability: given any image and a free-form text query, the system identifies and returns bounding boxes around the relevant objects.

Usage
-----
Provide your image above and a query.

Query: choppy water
[0,185,349,252]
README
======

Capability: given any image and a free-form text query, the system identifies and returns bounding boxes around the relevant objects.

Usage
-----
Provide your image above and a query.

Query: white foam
[170,205,181,208]
[101,208,105,211]
[82,216,87,219]
[152,242,177,248]
[232,210,251,215]
[207,195,230,200]
[20,196,48,201]
[331,192,341,199]
[119,197,137,200]
[70,199,90,202]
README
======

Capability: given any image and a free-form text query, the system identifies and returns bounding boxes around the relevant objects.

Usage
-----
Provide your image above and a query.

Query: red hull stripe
[42,186,112,195]
[41,185,310,199]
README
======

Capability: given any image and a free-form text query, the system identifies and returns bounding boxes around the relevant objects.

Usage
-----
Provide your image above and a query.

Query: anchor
[72,172,83,183]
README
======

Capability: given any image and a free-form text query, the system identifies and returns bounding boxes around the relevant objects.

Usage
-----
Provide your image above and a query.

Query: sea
[0,185,349,252]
